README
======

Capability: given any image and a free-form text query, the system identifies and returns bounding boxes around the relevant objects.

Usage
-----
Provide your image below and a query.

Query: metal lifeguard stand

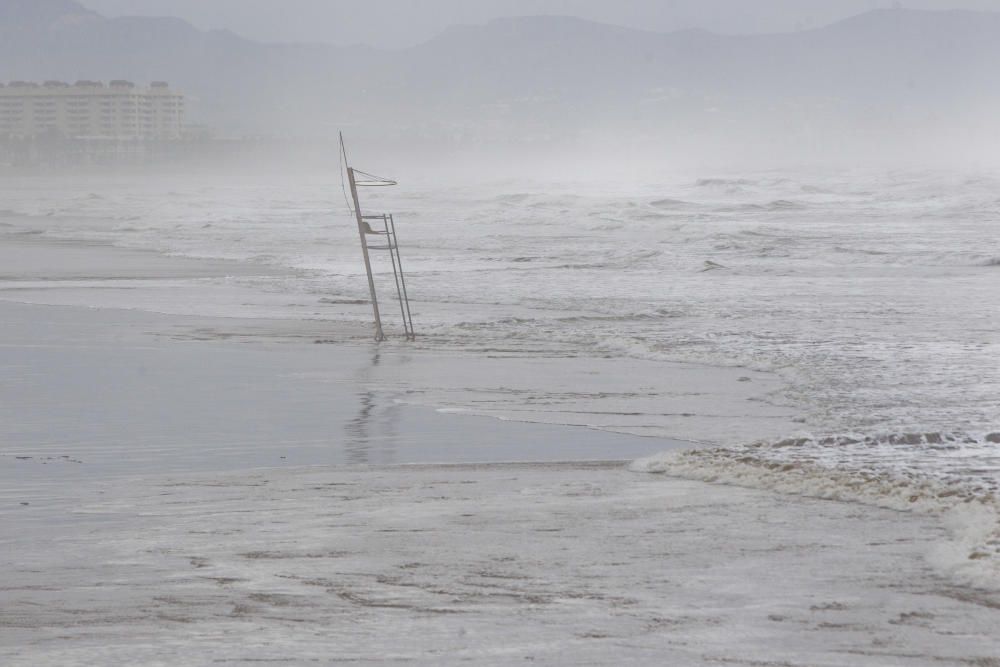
[340,134,415,342]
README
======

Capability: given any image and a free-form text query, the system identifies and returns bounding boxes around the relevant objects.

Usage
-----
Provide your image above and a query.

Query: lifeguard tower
[340,134,415,342]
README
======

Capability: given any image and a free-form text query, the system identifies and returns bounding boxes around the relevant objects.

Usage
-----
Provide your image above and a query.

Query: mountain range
[2,0,999,153]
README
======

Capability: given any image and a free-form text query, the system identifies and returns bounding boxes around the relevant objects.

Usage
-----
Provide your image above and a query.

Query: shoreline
[0,299,698,494]
[0,224,799,449]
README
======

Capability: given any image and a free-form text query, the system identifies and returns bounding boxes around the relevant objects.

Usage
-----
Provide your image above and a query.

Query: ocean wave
[632,431,1000,590]
[766,199,807,210]
[553,248,662,271]
[695,178,756,188]
[649,198,695,209]
[711,200,807,213]
[494,193,532,204]
[549,309,686,324]
[460,308,688,331]
[833,245,889,256]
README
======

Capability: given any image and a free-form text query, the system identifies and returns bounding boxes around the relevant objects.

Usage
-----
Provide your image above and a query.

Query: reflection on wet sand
[345,349,400,465]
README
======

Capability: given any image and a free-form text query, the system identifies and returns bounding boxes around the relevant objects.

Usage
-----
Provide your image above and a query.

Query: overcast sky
[77,0,1000,47]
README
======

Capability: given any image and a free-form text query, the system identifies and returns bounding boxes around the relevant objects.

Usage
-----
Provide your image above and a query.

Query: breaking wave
[632,431,1000,590]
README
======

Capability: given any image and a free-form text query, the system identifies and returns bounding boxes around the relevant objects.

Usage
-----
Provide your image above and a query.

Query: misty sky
[78,0,1000,47]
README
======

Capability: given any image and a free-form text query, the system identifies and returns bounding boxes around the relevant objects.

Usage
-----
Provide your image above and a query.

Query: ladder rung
[367,244,396,250]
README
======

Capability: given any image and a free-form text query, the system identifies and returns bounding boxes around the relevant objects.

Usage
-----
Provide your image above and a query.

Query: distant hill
[3,0,999,155]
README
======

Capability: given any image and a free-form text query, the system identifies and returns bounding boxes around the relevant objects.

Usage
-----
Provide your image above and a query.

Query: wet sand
[4,463,999,666]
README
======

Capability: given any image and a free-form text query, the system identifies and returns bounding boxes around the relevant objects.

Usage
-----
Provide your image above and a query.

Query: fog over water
[6,0,1000,164]
[78,0,1000,46]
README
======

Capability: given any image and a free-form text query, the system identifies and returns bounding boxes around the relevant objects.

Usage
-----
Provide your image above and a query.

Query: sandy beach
[2,204,999,665]
[5,462,1000,666]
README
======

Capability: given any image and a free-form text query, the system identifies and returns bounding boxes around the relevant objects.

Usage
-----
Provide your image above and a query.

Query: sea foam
[632,432,1000,590]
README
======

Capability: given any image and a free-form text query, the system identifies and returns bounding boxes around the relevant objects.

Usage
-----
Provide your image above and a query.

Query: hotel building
[0,80,185,141]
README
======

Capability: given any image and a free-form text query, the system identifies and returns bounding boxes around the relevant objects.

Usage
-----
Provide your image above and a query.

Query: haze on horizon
[78,0,1000,47]
[5,0,1000,171]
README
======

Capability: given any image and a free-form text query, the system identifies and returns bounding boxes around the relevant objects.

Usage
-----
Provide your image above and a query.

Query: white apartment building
[0,80,185,141]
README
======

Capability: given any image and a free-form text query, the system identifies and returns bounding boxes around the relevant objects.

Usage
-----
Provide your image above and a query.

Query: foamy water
[2,167,999,579]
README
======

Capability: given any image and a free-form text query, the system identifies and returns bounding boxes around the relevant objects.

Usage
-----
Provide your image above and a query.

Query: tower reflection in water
[344,348,402,465]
